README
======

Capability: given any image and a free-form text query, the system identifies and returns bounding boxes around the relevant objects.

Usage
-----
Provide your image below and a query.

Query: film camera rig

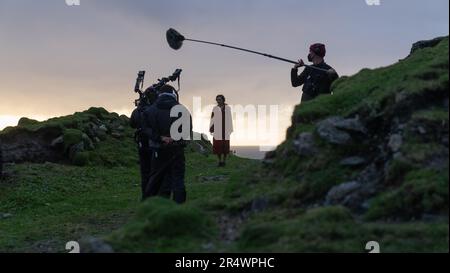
[133,69,183,107]
[131,68,186,149]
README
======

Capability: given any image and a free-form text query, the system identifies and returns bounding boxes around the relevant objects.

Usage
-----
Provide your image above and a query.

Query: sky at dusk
[0,0,448,146]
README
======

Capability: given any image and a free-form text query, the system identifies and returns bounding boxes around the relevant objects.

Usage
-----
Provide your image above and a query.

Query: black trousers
[138,146,171,200]
[138,146,152,200]
[144,147,186,204]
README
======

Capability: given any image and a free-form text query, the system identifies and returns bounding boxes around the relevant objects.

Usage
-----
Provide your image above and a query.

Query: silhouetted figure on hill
[291,43,339,102]
[130,87,168,200]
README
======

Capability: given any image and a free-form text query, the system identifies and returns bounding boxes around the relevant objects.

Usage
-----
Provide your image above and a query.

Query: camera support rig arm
[149,68,183,93]
[147,68,183,102]
[134,70,146,106]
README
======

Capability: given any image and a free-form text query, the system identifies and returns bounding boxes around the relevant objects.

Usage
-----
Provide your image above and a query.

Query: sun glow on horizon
[0,115,20,130]
[1,102,293,148]
[0,115,51,131]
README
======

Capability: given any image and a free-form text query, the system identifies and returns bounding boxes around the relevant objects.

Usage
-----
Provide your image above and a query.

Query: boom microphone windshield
[167,28,185,50]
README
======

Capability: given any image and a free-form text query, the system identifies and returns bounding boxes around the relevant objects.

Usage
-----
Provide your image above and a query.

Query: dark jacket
[143,94,192,148]
[130,103,153,146]
[291,62,339,99]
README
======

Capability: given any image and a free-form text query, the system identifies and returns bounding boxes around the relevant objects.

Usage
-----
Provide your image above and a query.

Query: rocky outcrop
[269,37,449,220]
[293,133,317,156]
[0,125,64,164]
[339,156,366,167]
[187,132,213,155]
[325,163,381,211]
[409,36,447,56]
[0,107,132,165]
[79,237,114,253]
[316,116,366,145]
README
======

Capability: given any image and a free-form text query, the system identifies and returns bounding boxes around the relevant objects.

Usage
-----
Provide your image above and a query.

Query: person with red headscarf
[291,43,339,102]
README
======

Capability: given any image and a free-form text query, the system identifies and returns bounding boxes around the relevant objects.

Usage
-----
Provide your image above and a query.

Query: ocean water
[231,146,274,160]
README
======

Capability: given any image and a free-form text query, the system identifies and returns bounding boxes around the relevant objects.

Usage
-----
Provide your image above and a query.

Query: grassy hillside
[0,37,448,253]
[0,154,259,252]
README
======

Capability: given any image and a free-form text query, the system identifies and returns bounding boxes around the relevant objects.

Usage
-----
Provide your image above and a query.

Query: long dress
[210,104,233,155]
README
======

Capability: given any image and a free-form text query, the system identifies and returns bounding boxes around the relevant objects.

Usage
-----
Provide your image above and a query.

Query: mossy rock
[17,117,39,127]
[86,107,110,119]
[302,206,354,224]
[72,151,91,166]
[412,108,449,123]
[365,168,449,220]
[119,115,130,125]
[401,142,446,164]
[385,158,414,185]
[238,222,285,249]
[238,206,357,252]
[290,162,349,204]
[63,129,84,152]
[137,198,213,237]
[107,198,215,252]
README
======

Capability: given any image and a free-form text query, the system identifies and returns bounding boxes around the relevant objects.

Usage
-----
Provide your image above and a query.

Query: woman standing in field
[210,95,233,167]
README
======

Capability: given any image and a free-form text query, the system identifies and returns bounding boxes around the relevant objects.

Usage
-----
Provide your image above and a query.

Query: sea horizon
[231,145,275,160]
